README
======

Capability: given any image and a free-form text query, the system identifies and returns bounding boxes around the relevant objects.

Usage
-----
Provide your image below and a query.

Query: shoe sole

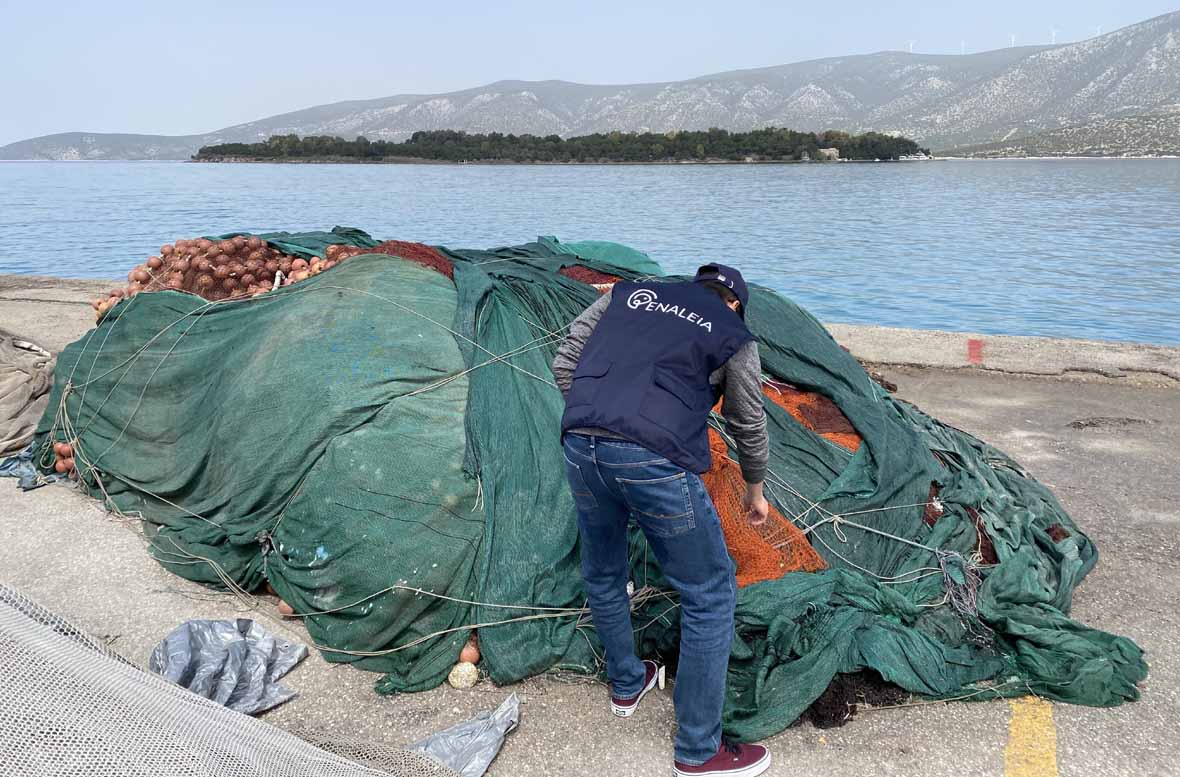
[672,750,770,777]
[611,664,665,717]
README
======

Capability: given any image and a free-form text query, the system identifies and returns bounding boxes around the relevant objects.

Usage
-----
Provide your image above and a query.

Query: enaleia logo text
[626,288,713,332]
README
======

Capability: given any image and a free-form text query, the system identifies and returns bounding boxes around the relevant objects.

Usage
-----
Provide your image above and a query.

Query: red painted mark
[967,338,984,364]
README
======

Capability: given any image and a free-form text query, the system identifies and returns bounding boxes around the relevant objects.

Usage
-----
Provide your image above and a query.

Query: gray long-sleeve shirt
[552,288,769,484]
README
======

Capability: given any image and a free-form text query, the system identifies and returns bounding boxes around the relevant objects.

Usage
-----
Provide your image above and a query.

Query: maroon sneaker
[610,659,664,717]
[673,741,770,777]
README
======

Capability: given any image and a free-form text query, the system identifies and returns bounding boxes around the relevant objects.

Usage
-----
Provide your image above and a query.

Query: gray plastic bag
[408,694,520,777]
[0,329,54,458]
[148,618,308,714]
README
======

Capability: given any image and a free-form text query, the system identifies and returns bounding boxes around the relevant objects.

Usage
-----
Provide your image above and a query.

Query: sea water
[1,158,1177,344]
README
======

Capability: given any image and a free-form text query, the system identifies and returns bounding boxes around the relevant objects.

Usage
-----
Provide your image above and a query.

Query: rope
[292,585,591,618]
[315,284,558,388]
[302,586,678,658]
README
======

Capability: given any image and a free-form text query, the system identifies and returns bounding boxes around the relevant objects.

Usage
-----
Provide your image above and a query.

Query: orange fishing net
[574,277,857,587]
[557,265,621,286]
[335,241,454,280]
[762,380,862,453]
[703,383,864,587]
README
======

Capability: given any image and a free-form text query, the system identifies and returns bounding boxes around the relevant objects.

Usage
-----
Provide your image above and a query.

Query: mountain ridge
[4,11,1178,160]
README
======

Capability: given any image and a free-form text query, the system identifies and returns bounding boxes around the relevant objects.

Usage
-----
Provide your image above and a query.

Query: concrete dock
[2,274,1178,777]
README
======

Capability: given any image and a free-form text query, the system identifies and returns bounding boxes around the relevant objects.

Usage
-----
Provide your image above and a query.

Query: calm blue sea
[1,159,1178,344]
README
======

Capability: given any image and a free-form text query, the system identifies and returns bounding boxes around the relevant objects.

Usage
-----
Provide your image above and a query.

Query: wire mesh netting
[0,583,458,777]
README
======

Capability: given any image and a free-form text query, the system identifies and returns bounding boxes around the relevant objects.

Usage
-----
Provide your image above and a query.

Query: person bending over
[553,264,771,777]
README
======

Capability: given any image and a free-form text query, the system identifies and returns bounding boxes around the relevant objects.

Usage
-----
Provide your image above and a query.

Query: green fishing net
[35,228,1145,740]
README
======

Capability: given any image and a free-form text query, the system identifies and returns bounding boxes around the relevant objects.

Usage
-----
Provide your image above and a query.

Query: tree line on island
[195,128,929,163]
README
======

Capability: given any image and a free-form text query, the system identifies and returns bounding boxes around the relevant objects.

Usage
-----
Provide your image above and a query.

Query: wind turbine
[960,40,966,55]
[1050,27,1059,44]
[1010,33,1016,47]
[907,39,917,53]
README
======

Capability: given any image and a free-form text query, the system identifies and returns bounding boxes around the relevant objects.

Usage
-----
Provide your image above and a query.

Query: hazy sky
[2,1,1176,145]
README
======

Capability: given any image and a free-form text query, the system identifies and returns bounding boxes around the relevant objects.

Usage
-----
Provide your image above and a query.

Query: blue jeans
[563,432,737,765]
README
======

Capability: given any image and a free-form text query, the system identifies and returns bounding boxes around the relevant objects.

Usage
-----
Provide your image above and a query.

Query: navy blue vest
[561,281,754,473]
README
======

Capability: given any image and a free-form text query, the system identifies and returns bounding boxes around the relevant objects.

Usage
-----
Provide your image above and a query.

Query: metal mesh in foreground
[0,584,458,777]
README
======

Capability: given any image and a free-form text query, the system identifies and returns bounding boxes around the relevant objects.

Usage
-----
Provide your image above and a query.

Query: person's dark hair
[701,280,740,310]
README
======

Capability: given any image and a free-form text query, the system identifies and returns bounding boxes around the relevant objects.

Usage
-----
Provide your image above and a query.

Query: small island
[194,128,930,164]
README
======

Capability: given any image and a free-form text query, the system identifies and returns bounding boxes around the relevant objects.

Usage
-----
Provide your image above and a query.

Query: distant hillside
[0,132,204,161]
[4,10,1179,160]
[946,112,1180,157]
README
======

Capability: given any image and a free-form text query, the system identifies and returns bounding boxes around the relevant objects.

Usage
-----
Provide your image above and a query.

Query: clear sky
[2,0,1176,146]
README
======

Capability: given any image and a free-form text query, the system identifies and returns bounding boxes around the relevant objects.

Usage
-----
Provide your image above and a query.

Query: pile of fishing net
[35,228,1146,741]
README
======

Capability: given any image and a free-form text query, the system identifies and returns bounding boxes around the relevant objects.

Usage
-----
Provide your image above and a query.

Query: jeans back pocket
[563,453,598,512]
[617,471,695,537]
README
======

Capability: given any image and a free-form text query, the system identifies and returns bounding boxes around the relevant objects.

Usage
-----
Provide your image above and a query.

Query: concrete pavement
[828,324,1180,385]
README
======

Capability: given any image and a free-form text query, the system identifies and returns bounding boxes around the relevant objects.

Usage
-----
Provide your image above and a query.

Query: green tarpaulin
[35,228,1146,739]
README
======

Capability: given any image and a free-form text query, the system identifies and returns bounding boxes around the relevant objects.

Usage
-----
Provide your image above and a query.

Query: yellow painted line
[1005,697,1059,777]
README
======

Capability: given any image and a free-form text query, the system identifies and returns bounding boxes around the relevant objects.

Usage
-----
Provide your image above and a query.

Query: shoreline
[4,272,1177,384]
[7,155,1179,163]
[937,154,1180,161]
[188,156,928,166]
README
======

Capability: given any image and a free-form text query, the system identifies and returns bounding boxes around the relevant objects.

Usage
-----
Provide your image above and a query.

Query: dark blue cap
[694,263,749,318]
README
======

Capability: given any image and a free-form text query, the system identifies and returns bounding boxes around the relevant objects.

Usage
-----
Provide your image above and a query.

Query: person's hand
[742,482,769,527]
